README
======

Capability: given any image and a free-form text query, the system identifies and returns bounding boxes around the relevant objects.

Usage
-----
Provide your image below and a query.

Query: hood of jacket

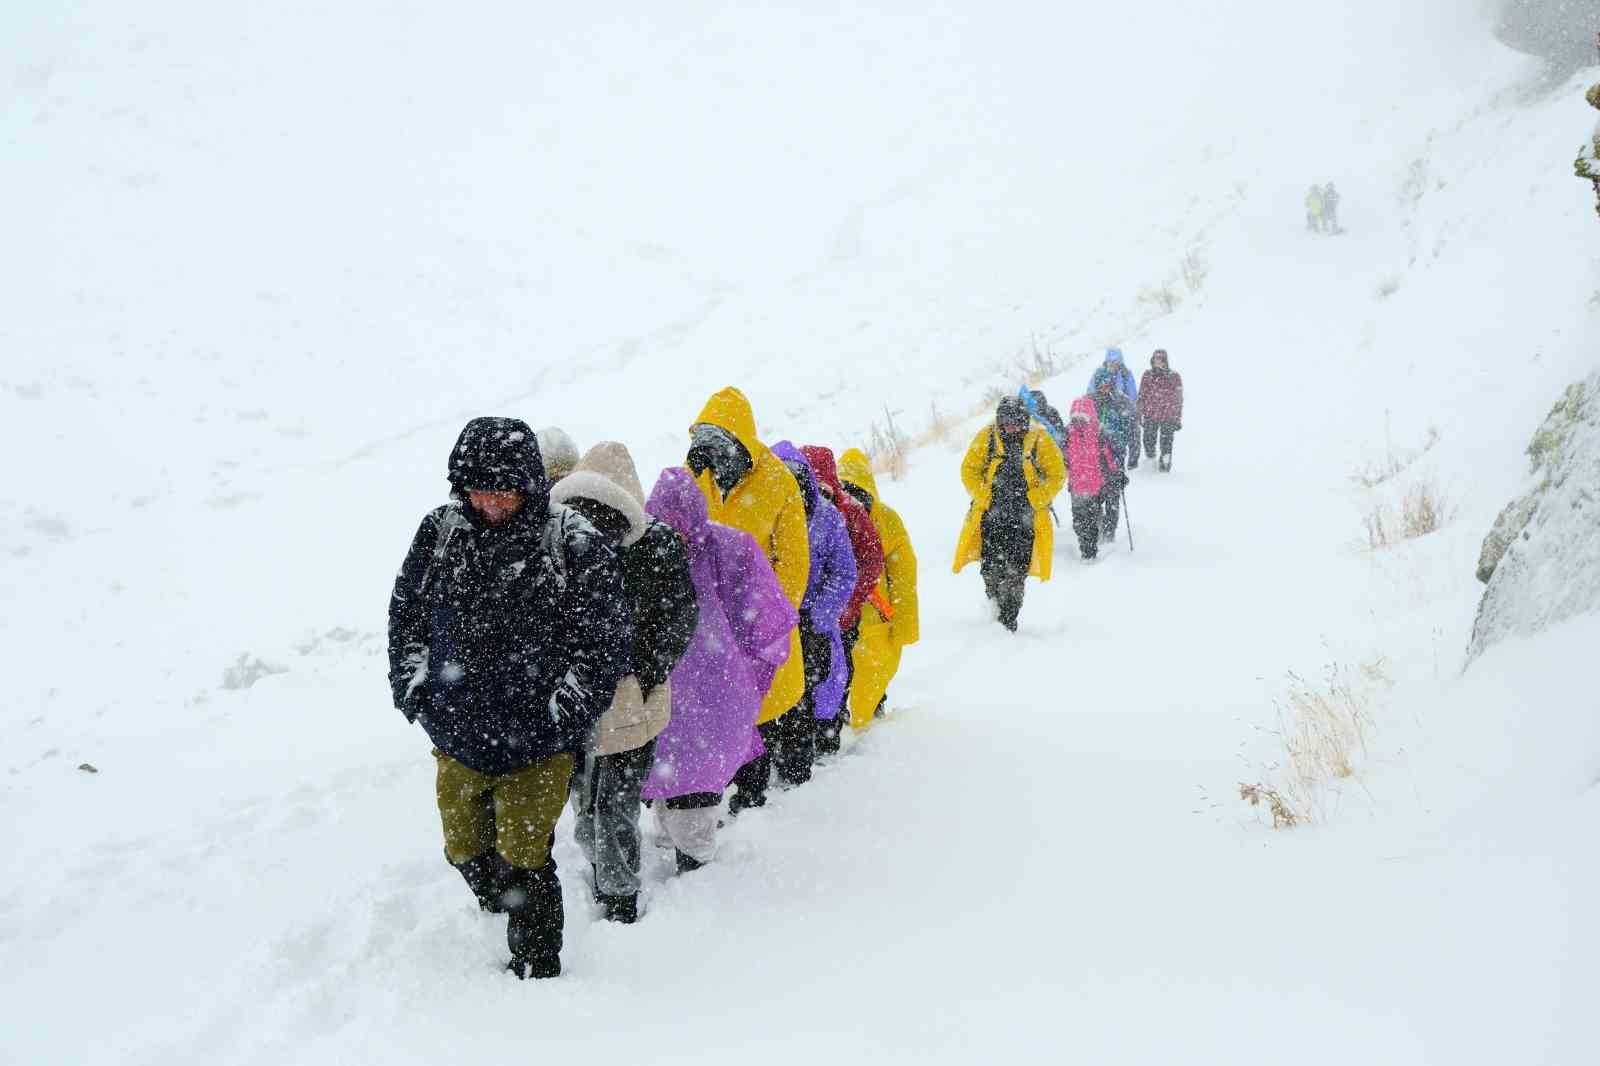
[1070,396,1098,423]
[536,426,580,480]
[547,440,649,547]
[692,387,763,461]
[550,435,649,544]
[837,448,880,508]
[447,417,547,497]
[799,445,845,502]
[646,467,710,541]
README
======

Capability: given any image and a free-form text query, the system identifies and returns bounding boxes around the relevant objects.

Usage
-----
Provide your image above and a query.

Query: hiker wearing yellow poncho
[686,387,809,724]
[836,448,919,729]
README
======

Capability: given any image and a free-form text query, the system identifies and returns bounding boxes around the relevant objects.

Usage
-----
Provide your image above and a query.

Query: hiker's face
[467,489,525,526]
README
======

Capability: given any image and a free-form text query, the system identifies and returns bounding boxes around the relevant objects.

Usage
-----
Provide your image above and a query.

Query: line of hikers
[954,347,1184,631]
[1305,182,1342,234]
[387,387,919,979]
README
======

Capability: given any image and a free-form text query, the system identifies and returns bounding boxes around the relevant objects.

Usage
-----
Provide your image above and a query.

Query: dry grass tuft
[868,407,910,480]
[1400,479,1449,538]
[1241,658,1391,828]
[1238,783,1301,829]
[1352,426,1439,488]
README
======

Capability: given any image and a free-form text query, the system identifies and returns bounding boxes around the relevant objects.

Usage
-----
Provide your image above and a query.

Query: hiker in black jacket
[387,416,632,979]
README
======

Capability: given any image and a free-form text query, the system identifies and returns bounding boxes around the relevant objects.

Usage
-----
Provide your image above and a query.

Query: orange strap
[868,587,895,620]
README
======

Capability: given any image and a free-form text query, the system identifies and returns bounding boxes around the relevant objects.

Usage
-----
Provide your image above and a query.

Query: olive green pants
[434,751,574,870]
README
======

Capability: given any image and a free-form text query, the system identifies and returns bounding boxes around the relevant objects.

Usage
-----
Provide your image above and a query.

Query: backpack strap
[419,507,471,598]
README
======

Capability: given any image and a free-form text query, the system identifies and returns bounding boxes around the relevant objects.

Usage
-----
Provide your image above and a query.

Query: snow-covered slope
[2,1,1597,1062]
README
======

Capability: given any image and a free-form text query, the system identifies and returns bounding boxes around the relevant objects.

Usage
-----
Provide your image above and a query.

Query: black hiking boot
[676,849,706,874]
[504,862,563,979]
[598,892,638,924]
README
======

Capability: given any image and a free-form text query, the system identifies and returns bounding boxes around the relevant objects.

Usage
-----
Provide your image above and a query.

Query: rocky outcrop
[1470,374,1600,658]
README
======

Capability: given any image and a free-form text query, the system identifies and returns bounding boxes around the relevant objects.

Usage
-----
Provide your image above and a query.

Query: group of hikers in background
[387,388,919,979]
[954,347,1184,631]
[1306,182,1342,233]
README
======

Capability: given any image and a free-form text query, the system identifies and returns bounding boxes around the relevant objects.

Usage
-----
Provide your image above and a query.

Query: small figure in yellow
[837,448,919,727]
[952,397,1066,632]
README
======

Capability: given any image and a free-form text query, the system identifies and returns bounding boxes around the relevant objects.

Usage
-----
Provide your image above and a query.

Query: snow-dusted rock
[1470,373,1600,658]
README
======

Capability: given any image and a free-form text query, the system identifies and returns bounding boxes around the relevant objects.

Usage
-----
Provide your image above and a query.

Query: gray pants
[570,739,656,898]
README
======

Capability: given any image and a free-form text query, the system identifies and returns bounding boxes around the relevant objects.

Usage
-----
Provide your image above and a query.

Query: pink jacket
[1066,396,1119,496]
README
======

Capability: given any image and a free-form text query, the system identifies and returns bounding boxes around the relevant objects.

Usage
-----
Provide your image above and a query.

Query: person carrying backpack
[1065,397,1122,560]
[548,442,699,924]
[639,468,796,873]
[800,444,883,757]
[387,417,632,979]
[953,396,1066,632]
[1088,348,1140,469]
[838,448,919,727]
[1305,185,1324,232]
[1322,182,1341,234]
[1137,349,1184,472]
[684,387,808,815]
[1089,369,1134,541]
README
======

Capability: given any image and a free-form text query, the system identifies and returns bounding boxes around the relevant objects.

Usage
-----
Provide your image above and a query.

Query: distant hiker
[537,427,581,481]
[953,396,1066,632]
[769,442,856,781]
[549,442,698,924]
[1305,185,1324,232]
[838,448,919,726]
[1089,348,1141,469]
[685,388,807,815]
[1322,182,1341,234]
[1090,369,1135,541]
[1019,385,1068,451]
[800,444,883,757]
[640,469,796,872]
[1137,349,1185,472]
[387,417,632,979]
[1065,397,1122,561]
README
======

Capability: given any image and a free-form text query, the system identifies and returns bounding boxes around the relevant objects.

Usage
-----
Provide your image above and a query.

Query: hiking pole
[1122,484,1134,552]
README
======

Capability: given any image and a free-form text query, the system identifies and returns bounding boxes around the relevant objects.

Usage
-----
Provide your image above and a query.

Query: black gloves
[798,622,833,687]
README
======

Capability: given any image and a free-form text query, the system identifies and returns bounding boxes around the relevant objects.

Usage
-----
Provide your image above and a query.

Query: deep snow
[3,1,1598,1063]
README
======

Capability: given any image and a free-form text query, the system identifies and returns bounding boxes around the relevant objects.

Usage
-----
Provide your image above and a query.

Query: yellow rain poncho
[690,387,809,723]
[951,425,1065,581]
[837,448,919,729]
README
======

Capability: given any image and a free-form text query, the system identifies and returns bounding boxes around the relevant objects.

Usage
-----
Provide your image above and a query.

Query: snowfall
[3,1,1598,1062]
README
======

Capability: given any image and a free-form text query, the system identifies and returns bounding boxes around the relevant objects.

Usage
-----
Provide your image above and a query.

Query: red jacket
[1138,368,1184,424]
[801,445,884,629]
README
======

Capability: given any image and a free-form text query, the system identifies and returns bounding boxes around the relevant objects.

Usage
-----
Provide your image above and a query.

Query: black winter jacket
[387,418,633,774]
[621,520,699,698]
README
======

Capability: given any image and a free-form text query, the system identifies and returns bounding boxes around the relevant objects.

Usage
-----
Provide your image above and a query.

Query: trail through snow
[3,1,1599,1063]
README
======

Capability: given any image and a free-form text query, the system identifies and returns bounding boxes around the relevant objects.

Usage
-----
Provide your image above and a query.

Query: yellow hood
[692,387,762,458]
[837,447,880,505]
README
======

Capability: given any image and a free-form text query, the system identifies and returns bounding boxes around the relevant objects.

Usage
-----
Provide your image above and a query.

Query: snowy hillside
[3,0,1598,1062]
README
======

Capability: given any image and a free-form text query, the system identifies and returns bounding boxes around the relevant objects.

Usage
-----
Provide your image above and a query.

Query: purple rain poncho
[640,468,797,800]
[770,442,857,721]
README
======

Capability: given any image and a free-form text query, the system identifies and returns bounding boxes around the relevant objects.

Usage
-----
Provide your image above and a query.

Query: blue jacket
[1018,386,1067,451]
[388,418,634,774]
[1089,349,1138,410]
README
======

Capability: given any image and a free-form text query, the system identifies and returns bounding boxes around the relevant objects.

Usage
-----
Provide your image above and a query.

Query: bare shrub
[1241,658,1390,827]
[1012,337,1063,384]
[1181,248,1208,294]
[1352,426,1440,488]
[1363,503,1393,550]
[868,406,910,480]
[1400,479,1451,538]
[1139,283,1181,316]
